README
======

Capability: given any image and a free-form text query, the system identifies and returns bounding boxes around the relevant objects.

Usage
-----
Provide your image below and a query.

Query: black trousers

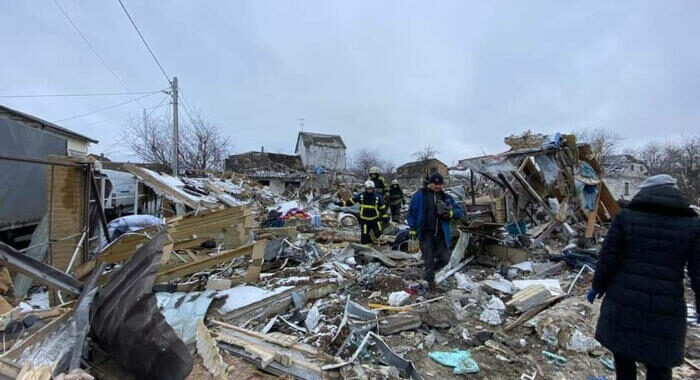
[360,219,382,244]
[390,204,401,221]
[613,352,672,380]
[419,232,448,283]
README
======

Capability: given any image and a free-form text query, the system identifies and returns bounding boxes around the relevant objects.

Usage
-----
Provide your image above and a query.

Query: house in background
[225,151,306,193]
[294,132,347,172]
[0,104,97,244]
[396,158,449,185]
[603,154,649,201]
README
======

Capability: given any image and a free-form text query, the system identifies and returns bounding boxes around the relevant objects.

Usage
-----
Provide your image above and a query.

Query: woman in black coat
[590,174,699,380]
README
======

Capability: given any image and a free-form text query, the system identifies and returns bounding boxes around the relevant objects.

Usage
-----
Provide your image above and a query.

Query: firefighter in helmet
[368,166,389,199]
[389,179,405,221]
[336,180,388,244]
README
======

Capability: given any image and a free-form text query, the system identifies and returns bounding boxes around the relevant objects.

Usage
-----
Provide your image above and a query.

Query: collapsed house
[0,131,697,380]
[225,151,306,194]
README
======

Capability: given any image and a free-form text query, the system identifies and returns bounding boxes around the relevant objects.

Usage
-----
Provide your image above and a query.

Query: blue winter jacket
[407,189,463,248]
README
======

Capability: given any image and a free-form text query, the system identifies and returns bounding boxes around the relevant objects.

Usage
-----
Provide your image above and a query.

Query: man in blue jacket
[407,173,463,288]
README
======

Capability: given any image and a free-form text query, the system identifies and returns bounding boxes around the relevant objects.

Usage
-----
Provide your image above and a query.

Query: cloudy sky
[2,1,699,166]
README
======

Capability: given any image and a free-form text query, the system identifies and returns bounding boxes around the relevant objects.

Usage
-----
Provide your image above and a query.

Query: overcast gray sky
[2,1,699,166]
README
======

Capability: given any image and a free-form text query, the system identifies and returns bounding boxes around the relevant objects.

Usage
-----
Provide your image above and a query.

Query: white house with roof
[603,154,649,201]
[294,132,347,172]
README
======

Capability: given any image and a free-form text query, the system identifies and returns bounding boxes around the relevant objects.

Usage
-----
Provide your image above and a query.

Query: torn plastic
[90,229,193,380]
[429,349,479,374]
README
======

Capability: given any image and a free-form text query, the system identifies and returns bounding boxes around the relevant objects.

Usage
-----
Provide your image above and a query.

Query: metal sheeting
[0,117,66,229]
[156,290,218,345]
[533,154,561,186]
[458,155,516,175]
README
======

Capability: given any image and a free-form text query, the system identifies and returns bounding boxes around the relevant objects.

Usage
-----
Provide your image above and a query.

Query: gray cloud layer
[2,1,698,165]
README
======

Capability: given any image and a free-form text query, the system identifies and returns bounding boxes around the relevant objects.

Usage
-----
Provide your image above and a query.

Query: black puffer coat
[593,184,699,367]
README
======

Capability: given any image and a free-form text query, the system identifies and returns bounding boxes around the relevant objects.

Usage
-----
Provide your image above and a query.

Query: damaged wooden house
[225,151,307,194]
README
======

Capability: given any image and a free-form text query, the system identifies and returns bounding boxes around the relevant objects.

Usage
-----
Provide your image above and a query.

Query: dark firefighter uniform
[338,191,388,244]
[369,174,389,199]
[389,183,404,221]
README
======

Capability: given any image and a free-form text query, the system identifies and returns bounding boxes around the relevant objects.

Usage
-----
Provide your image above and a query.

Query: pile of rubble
[0,135,698,380]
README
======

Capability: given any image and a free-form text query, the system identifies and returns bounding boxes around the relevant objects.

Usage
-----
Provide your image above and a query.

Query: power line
[53,0,146,107]
[66,94,170,127]
[0,91,160,99]
[54,91,162,123]
[116,0,171,84]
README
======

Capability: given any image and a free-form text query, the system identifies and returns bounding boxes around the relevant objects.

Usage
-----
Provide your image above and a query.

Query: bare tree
[575,128,623,167]
[121,109,231,171]
[412,145,439,161]
[630,135,700,203]
[633,141,668,175]
[121,113,173,167]
[180,112,230,171]
[349,149,394,178]
[411,144,440,179]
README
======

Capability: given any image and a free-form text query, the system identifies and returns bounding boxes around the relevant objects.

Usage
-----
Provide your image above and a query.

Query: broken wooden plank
[213,321,335,380]
[487,244,529,264]
[378,312,422,335]
[512,171,555,218]
[506,285,552,313]
[502,295,563,333]
[155,242,256,283]
[245,240,267,283]
[123,165,200,209]
[599,181,621,218]
[196,320,228,379]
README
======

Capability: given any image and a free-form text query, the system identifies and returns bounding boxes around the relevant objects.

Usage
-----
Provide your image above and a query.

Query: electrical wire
[117,0,171,84]
[65,94,170,128]
[53,0,146,107]
[0,91,159,99]
[53,91,162,123]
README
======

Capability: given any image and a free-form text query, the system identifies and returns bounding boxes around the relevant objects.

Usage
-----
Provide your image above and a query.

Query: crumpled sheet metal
[13,313,76,372]
[156,290,218,345]
[533,154,561,186]
[458,155,516,175]
[325,331,424,380]
[90,229,192,380]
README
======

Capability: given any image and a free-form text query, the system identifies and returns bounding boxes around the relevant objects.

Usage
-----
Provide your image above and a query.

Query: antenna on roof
[298,118,304,131]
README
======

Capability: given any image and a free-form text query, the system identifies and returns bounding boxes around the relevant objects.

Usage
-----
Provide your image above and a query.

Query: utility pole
[143,108,147,129]
[171,76,179,175]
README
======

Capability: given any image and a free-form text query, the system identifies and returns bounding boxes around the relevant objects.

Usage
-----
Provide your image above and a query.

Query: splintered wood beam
[599,181,621,218]
[155,241,258,283]
[245,240,267,283]
[512,171,555,218]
